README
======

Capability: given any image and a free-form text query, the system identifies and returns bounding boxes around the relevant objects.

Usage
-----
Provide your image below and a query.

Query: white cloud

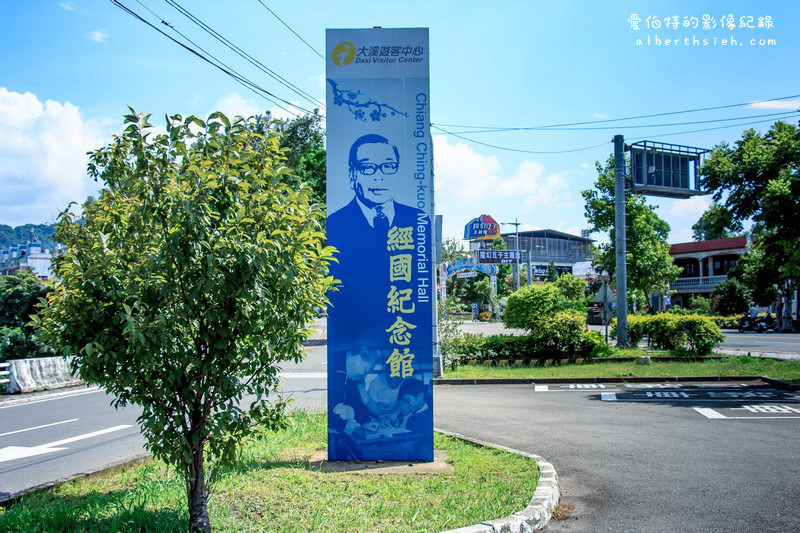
[673,228,694,243]
[556,221,581,236]
[0,88,108,226]
[213,92,299,122]
[433,134,502,200]
[59,1,86,14]
[748,99,800,110]
[496,161,571,210]
[86,30,109,43]
[214,93,261,119]
[580,162,590,171]
[668,195,709,219]
[592,112,609,119]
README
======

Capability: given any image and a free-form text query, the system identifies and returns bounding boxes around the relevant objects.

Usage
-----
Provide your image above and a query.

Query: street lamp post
[501,218,521,291]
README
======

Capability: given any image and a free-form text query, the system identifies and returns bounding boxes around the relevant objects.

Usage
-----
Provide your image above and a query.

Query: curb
[717,349,800,361]
[436,428,560,532]
[434,375,791,386]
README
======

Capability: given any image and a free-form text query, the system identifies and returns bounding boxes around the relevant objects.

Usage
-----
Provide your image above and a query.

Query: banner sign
[477,249,522,264]
[326,28,433,462]
[464,214,500,241]
[445,256,497,278]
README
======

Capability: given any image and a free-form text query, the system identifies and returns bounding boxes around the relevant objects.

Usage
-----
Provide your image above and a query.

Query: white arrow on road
[0,424,132,463]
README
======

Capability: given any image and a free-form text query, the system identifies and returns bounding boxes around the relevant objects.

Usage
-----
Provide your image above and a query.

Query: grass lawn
[0,412,539,532]
[444,356,800,384]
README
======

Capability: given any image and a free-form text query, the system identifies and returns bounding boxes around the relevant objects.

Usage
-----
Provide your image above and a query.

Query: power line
[164,0,323,110]
[432,112,800,156]
[431,125,611,154]
[628,112,800,142]
[434,110,800,134]
[255,0,325,60]
[434,94,800,132]
[111,0,303,117]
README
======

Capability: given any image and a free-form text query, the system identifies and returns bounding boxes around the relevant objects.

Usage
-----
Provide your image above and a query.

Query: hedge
[450,310,608,366]
[612,313,724,354]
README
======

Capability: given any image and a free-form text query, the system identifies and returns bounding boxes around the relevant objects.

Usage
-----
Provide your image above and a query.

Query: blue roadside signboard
[325,27,434,462]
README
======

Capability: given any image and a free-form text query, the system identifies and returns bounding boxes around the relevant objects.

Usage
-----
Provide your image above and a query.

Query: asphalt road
[3,318,799,532]
[436,381,800,532]
[0,320,329,500]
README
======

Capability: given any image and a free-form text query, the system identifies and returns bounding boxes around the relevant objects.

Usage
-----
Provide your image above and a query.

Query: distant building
[0,233,63,279]
[668,235,749,307]
[472,228,594,280]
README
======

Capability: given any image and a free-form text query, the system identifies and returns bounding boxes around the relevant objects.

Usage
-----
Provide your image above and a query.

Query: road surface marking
[534,385,549,392]
[0,418,79,438]
[0,387,102,410]
[0,424,133,463]
[601,393,617,401]
[693,408,727,419]
[280,372,327,379]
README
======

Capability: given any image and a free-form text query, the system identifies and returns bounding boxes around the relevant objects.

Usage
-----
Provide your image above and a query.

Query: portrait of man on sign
[326,132,433,461]
[327,133,430,332]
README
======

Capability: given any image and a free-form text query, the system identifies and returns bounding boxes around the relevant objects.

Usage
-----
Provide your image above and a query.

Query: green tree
[582,157,681,311]
[702,121,800,327]
[253,110,326,205]
[555,272,586,302]
[34,110,335,531]
[711,278,751,316]
[469,277,495,309]
[691,204,743,241]
[0,270,55,360]
[546,260,558,282]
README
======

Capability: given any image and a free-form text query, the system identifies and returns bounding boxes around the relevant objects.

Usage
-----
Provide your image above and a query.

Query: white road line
[280,372,326,379]
[0,387,102,410]
[0,418,80,438]
[0,424,133,463]
[693,407,727,419]
[534,385,549,392]
[601,393,617,401]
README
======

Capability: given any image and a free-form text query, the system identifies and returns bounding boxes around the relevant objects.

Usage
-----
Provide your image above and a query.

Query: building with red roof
[668,234,750,307]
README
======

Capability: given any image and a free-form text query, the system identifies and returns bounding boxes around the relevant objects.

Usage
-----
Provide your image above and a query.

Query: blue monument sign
[326,28,434,462]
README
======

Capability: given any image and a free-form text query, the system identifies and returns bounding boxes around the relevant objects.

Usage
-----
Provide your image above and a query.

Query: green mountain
[0,224,58,250]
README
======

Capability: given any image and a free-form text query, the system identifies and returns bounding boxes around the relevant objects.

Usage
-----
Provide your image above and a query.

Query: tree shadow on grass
[0,487,187,533]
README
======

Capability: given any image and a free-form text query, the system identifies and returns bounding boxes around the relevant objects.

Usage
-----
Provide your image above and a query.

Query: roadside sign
[477,249,522,264]
[593,284,613,303]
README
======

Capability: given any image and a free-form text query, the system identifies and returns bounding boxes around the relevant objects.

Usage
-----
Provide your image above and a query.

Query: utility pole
[502,218,521,291]
[613,135,628,347]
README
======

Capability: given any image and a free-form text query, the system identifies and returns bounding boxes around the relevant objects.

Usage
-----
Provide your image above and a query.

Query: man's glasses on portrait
[357,162,399,175]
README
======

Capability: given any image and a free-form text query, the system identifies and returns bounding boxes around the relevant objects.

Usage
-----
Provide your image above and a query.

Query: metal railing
[0,362,10,386]
[670,275,728,289]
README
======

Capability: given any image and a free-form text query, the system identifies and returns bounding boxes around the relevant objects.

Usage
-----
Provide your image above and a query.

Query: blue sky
[1,0,798,245]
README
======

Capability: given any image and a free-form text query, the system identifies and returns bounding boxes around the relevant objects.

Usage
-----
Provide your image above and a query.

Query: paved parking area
[434,380,800,532]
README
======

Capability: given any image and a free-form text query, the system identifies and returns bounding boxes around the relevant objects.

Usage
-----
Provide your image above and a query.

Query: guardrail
[0,362,10,386]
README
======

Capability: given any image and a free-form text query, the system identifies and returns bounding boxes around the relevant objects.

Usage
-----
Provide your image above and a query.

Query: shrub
[502,283,584,331]
[477,311,491,322]
[710,315,739,329]
[450,311,607,365]
[613,313,724,354]
[687,295,712,315]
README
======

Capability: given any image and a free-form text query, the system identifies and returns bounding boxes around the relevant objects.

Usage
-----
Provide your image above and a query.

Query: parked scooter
[738,315,767,333]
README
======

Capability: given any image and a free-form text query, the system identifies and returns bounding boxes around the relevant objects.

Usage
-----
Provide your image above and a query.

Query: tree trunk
[187,445,211,532]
